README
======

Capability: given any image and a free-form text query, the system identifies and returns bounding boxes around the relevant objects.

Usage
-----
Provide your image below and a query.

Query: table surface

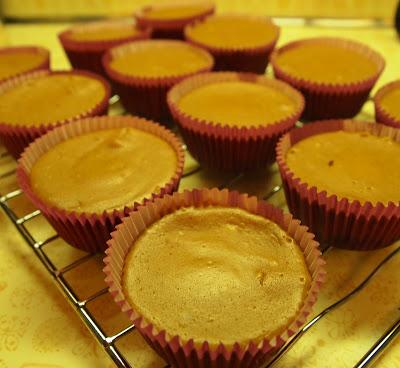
[0,21,399,368]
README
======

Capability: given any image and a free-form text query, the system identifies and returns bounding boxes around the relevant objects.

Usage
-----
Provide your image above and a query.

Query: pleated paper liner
[17,115,185,253]
[374,79,400,128]
[184,15,280,73]
[0,69,111,159]
[270,37,385,120]
[134,1,215,39]
[58,21,152,79]
[276,119,400,250]
[102,40,214,123]
[104,188,326,368]
[167,72,304,171]
[0,46,50,83]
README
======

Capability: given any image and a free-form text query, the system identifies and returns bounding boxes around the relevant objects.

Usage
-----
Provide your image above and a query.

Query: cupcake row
[0,4,398,160]
[0,40,324,364]
[15,114,326,368]
[15,113,400,367]
[59,11,279,77]
[0,8,398,250]
[16,110,400,253]
[59,14,279,123]
[0,45,399,170]
[0,5,398,367]
[56,6,400,125]
[0,13,399,254]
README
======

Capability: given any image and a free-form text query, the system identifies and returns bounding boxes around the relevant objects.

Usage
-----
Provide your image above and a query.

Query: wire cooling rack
[0,147,399,368]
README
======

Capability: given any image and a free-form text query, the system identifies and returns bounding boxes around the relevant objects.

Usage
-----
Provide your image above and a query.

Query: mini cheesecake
[17,115,184,252]
[271,38,384,119]
[285,130,400,205]
[104,188,325,368]
[107,40,212,78]
[135,1,215,39]
[0,46,49,82]
[168,72,304,170]
[177,80,297,127]
[274,42,377,85]
[59,20,151,77]
[0,73,107,126]
[276,119,400,250]
[103,40,213,122]
[0,70,110,158]
[374,80,400,128]
[30,127,178,213]
[123,206,311,346]
[185,14,279,73]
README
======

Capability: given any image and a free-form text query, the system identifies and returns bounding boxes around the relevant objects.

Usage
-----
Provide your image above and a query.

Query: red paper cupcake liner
[270,37,385,120]
[374,80,400,128]
[102,40,214,123]
[167,72,304,171]
[0,69,111,159]
[0,46,50,83]
[135,2,215,39]
[58,23,152,79]
[185,15,280,73]
[16,115,185,253]
[104,188,326,368]
[276,119,400,250]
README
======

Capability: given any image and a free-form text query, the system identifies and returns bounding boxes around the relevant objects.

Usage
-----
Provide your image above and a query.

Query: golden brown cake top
[67,21,140,42]
[275,42,377,84]
[0,49,47,81]
[379,87,400,120]
[186,14,278,49]
[286,130,400,205]
[177,80,296,127]
[109,41,211,78]
[0,73,106,126]
[123,206,311,346]
[30,127,178,214]
[141,2,212,20]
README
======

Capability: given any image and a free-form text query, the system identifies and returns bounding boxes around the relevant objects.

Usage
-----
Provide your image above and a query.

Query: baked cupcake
[374,80,400,128]
[135,1,215,39]
[168,72,304,171]
[0,46,50,83]
[0,70,110,158]
[58,20,151,79]
[103,40,213,123]
[276,119,400,250]
[104,188,325,368]
[185,14,279,73]
[17,115,185,253]
[271,37,385,120]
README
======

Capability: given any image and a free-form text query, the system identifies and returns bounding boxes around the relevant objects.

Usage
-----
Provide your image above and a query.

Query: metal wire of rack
[0,149,399,368]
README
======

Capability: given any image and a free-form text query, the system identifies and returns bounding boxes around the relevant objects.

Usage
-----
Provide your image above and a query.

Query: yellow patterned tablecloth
[0,20,399,368]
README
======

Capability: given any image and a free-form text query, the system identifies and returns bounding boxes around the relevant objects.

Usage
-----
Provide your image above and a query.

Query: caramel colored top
[143,2,212,20]
[0,50,47,81]
[275,43,377,84]
[186,15,278,49]
[30,127,177,213]
[379,87,400,120]
[109,41,211,78]
[123,206,311,346]
[0,74,105,126]
[177,81,296,127]
[286,130,400,205]
[68,23,139,42]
